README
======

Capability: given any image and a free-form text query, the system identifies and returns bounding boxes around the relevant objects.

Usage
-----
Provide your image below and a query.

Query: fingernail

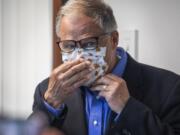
[79,58,84,62]
[86,61,91,65]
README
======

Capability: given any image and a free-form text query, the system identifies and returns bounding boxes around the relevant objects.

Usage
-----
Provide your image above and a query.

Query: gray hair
[56,0,117,36]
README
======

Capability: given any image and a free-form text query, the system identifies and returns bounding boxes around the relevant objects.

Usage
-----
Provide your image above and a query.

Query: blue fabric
[44,101,65,117]
[84,47,127,135]
[43,47,128,135]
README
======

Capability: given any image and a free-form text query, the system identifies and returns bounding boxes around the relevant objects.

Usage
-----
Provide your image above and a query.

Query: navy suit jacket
[29,54,180,135]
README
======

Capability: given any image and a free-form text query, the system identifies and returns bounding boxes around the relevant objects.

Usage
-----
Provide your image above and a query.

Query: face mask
[62,47,109,86]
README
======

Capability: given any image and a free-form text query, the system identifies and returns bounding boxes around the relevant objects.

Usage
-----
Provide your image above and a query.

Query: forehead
[59,14,103,40]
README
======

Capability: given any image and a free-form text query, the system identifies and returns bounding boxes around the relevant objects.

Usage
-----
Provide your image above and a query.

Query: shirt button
[93,120,98,126]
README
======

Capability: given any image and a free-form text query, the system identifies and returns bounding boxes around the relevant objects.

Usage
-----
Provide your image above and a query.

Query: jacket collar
[123,54,143,99]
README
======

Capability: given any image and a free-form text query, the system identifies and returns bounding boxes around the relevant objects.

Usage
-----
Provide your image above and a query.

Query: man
[30,0,180,135]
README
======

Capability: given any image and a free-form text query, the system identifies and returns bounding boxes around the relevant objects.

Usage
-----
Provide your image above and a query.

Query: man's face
[58,14,118,73]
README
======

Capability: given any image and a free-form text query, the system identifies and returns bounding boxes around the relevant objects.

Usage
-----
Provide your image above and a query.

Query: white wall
[0,0,2,113]
[105,0,180,74]
[1,0,52,118]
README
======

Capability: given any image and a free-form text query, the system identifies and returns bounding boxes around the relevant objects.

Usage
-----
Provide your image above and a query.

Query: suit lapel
[62,89,87,135]
[123,54,143,100]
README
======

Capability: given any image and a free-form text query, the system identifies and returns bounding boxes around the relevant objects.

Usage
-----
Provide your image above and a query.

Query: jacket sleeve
[28,80,67,129]
[111,79,180,135]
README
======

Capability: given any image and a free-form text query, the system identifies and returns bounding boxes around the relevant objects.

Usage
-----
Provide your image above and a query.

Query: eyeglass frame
[56,32,112,53]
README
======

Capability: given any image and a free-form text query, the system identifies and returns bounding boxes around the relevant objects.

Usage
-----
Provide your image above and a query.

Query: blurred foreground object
[0,117,28,135]
[0,111,58,135]
[41,128,65,135]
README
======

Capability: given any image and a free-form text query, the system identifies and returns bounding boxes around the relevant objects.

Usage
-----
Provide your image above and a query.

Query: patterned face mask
[62,47,109,86]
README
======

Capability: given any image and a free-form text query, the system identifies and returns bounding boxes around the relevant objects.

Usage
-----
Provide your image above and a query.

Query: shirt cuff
[43,100,65,117]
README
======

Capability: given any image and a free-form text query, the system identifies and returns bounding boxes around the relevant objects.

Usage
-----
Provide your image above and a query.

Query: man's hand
[41,127,65,135]
[91,74,130,114]
[44,59,92,108]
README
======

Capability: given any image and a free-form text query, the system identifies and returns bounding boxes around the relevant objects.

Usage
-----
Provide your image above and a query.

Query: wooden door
[53,0,68,68]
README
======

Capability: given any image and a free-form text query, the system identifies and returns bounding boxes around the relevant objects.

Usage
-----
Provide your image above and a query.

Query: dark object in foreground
[0,111,64,135]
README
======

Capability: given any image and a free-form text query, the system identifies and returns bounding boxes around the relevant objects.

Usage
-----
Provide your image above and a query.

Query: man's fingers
[106,74,120,81]
[55,76,89,96]
[62,69,92,86]
[91,84,109,92]
[71,77,89,89]
[98,91,106,98]
[53,59,83,75]
[93,76,112,86]
[62,61,91,80]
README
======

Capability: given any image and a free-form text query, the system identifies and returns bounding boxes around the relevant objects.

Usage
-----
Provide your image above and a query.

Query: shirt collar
[112,47,128,77]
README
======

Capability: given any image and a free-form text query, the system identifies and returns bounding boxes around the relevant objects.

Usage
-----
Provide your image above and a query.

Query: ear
[111,31,119,49]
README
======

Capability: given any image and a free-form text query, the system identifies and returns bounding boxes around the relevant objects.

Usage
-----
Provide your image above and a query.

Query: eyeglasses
[56,33,111,53]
